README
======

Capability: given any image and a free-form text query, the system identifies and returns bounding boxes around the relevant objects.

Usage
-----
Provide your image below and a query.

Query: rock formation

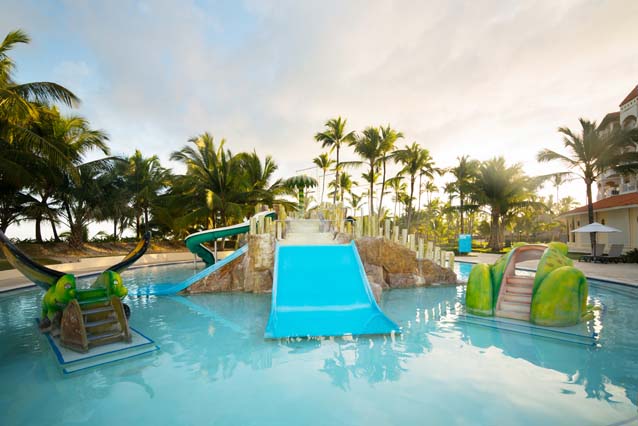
[184,234,457,298]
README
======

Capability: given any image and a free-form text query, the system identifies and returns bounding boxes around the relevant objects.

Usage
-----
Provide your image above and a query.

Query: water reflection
[147,283,637,408]
[2,277,636,425]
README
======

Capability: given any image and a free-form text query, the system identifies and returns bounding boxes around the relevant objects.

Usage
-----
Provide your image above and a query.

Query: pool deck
[0,252,205,293]
[457,253,638,286]
[1,251,635,293]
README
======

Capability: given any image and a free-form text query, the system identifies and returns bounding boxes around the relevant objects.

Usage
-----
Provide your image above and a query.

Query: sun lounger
[600,244,624,263]
[579,243,605,262]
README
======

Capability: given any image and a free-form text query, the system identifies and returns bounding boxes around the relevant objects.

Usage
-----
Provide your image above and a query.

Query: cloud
[3,0,638,201]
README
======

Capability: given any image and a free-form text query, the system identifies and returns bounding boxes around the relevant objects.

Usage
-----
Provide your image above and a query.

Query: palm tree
[128,149,171,237]
[448,155,479,234]
[422,181,438,206]
[171,133,244,227]
[473,157,539,251]
[348,126,383,215]
[377,125,403,217]
[58,157,114,247]
[25,108,110,242]
[329,172,356,204]
[387,176,407,219]
[0,190,29,233]
[417,157,439,214]
[172,133,291,227]
[549,172,574,202]
[348,192,366,217]
[0,30,79,186]
[32,110,110,247]
[312,153,334,204]
[394,142,434,230]
[314,117,355,204]
[99,159,133,240]
[0,30,80,234]
[537,118,638,255]
[236,150,292,214]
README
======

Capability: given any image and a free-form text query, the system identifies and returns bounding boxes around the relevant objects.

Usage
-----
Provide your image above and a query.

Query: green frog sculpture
[0,231,152,352]
[466,242,590,326]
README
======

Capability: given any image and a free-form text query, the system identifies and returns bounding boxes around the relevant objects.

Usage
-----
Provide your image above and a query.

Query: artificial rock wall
[183,234,457,299]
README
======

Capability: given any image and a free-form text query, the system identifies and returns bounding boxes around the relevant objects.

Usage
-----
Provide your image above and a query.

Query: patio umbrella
[570,222,621,234]
[571,222,621,257]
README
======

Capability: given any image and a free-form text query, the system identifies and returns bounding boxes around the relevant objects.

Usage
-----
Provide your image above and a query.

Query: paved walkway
[457,253,637,286]
[2,250,635,293]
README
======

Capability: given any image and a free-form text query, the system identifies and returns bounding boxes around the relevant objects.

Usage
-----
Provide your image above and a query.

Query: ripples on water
[0,263,636,426]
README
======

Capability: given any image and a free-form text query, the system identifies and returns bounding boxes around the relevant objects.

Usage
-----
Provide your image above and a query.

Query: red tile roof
[562,192,638,216]
[620,84,638,107]
[598,111,620,130]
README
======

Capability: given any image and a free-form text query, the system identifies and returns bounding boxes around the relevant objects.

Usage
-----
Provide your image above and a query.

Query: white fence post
[447,251,455,269]
[417,238,425,259]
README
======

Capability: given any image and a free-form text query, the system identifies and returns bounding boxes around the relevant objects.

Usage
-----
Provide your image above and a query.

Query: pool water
[1,263,637,425]
[76,261,204,293]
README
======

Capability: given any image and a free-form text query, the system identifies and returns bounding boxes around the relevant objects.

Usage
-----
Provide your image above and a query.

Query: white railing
[249,206,455,269]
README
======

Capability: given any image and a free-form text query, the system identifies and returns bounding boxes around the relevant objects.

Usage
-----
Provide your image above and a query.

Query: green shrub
[622,248,638,263]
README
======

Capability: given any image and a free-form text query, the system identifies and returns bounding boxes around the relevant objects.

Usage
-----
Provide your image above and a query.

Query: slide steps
[60,290,131,352]
[496,275,534,321]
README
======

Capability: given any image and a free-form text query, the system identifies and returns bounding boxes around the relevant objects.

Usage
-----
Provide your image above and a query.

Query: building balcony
[621,182,637,193]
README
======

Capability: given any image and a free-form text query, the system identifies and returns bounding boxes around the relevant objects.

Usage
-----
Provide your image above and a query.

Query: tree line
[0,30,297,247]
[2,29,637,252]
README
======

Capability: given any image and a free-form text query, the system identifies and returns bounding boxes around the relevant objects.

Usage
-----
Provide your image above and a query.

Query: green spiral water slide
[184,211,276,266]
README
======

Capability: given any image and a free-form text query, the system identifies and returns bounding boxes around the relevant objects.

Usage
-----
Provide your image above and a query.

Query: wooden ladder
[61,292,131,353]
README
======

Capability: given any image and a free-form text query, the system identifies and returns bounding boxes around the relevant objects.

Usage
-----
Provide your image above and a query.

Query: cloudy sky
[3,0,638,237]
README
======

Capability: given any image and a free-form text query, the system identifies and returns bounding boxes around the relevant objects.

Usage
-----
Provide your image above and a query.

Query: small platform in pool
[442,311,601,347]
[38,321,159,373]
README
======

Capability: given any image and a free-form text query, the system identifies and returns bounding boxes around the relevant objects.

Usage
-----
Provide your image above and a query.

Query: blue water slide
[265,241,400,339]
[135,245,248,296]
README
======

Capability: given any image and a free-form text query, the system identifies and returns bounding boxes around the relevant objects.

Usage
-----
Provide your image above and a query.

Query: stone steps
[280,232,337,246]
[285,219,331,234]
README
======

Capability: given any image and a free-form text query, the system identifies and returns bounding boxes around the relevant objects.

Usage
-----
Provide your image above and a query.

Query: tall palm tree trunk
[378,160,387,219]
[333,147,340,205]
[417,173,422,215]
[488,209,501,251]
[369,160,375,216]
[459,193,465,235]
[48,213,60,242]
[394,196,398,219]
[407,176,416,231]
[321,170,326,204]
[586,180,597,255]
[34,216,42,243]
[144,207,149,232]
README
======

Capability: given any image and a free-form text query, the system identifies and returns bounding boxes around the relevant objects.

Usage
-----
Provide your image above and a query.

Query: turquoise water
[77,261,204,292]
[1,262,637,425]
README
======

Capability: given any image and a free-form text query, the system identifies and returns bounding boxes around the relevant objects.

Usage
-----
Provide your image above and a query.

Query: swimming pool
[0,262,636,425]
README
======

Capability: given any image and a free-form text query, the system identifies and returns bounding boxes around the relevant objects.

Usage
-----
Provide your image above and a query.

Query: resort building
[562,84,638,253]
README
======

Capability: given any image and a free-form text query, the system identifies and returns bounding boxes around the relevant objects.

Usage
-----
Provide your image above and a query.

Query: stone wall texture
[184,235,457,297]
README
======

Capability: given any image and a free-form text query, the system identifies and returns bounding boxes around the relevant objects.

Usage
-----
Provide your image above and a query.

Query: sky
[2,0,638,239]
